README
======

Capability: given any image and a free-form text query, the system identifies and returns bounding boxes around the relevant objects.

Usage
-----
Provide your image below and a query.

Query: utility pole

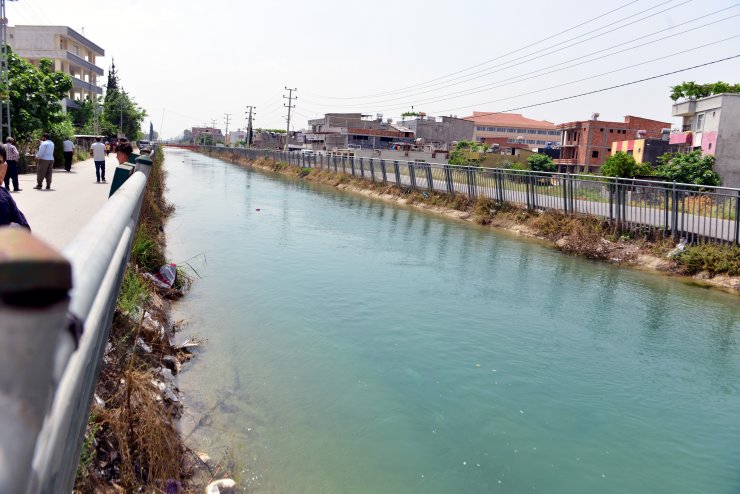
[201,121,208,145]
[283,86,296,151]
[119,98,124,137]
[210,118,217,145]
[0,0,18,141]
[245,105,255,148]
[224,113,231,146]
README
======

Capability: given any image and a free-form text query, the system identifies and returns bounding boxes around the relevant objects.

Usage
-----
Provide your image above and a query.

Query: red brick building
[555,115,670,172]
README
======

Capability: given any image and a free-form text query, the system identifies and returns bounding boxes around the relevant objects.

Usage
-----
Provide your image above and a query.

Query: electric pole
[0,0,16,142]
[210,118,217,144]
[224,113,231,146]
[283,87,296,151]
[245,105,255,148]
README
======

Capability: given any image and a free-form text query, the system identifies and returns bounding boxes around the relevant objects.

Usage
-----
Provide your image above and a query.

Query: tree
[655,151,721,186]
[600,151,653,178]
[669,81,740,101]
[103,88,147,140]
[1,47,73,142]
[527,153,556,172]
[448,140,485,166]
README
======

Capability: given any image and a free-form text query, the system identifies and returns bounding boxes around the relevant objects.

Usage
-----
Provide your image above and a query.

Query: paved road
[12,155,118,251]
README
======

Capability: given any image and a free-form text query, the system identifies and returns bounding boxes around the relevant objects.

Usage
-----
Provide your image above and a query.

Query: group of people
[0,134,139,229]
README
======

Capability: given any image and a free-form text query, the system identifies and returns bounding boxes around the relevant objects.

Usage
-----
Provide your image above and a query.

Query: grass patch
[117,270,149,315]
[675,243,740,276]
[131,229,166,273]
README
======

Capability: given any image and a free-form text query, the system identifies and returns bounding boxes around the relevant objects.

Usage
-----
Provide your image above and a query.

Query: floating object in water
[256,208,261,211]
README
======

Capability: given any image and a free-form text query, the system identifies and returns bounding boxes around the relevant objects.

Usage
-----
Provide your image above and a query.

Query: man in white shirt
[90,136,107,183]
[62,137,75,171]
[34,133,55,190]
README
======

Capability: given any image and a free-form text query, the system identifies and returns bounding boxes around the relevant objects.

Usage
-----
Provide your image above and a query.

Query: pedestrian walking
[35,133,55,190]
[90,136,107,183]
[0,146,29,228]
[63,136,75,171]
[3,137,20,192]
[105,140,110,156]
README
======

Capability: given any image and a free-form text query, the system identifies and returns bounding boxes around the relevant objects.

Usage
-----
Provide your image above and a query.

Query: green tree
[527,153,556,172]
[600,151,652,178]
[448,140,484,166]
[654,151,721,186]
[669,81,740,101]
[1,47,73,142]
[103,88,147,140]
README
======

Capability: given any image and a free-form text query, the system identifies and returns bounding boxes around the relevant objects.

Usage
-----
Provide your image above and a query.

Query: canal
[164,148,740,493]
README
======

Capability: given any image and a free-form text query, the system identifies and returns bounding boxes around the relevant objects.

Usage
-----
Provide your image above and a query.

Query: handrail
[0,160,151,493]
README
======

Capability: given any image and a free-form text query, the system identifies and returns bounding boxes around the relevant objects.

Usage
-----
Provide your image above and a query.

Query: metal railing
[204,147,740,245]
[0,158,152,494]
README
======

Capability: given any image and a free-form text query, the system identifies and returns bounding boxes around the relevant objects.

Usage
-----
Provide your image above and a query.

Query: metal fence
[0,159,152,494]
[205,147,740,245]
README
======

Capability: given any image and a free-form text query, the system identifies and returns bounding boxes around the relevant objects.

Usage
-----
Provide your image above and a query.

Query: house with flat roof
[8,25,105,110]
[671,93,740,187]
[556,114,670,173]
[464,112,560,149]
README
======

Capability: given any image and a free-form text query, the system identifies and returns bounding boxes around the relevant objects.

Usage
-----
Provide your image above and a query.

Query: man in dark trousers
[3,137,20,191]
[62,136,75,171]
[0,147,29,228]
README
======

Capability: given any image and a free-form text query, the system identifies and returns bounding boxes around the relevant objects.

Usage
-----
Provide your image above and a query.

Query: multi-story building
[610,136,675,165]
[399,115,474,148]
[191,127,224,144]
[306,113,414,150]
[8,25,105,110]
[556,114,670,172]
[670,93,740,187]
[464,112,560,149]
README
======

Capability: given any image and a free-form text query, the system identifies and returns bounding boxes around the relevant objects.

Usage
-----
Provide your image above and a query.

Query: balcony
[672,99,696,117]
[72,77,103,94]
[66,51,104,76]
[669,131,692,146]
[554,158,577,164]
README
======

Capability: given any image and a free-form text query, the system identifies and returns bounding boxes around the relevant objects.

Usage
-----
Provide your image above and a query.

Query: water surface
[164,149,740,493]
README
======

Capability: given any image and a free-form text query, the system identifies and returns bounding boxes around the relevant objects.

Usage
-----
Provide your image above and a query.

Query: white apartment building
[8,25,105,110]
[671,93,740,187]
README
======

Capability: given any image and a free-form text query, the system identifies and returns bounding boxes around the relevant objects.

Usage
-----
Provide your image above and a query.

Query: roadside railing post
[425,164,434,192]
[359,157,364,179]
[350,157,356,176]
[341,155,346,174]
[671,182,679,241]
[369,158,376,182]
[0,230,74,494]
[408,162,417,190]
[445,165,454,196]
[393,160,401,187]
[562,174,569,214]
[466,167,476,199]
[381,159,388,184]
[735,190,740,245]
[525,173,532,210]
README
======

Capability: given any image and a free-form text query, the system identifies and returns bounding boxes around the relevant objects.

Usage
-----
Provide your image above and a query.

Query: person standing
[115,141,133,164]
[3,137,20,192]
[90,136,106,183]
[35,133,55,190]
[0,145,29,228]
[62,137,75,171]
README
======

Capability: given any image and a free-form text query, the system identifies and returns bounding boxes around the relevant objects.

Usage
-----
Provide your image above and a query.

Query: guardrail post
[369,158,376,182]
[525,173,532,210]
[562,174,569,214]
[381,159,388,184]
[359,157,364,179]
[408,162,417,190]
[671,182,679,241]
[425,164,434,192]
[393,160,401,187]
[445,165,454,196]
[735,190,740,245]
[341,156,347,174]
[350,157,356,176]
[333,155,338,173]
[134,154,153,180]
[466,167,476,199]
[0,229,74,494]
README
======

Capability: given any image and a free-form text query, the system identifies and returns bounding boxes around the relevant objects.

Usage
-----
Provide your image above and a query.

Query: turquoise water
[164,149,740,494]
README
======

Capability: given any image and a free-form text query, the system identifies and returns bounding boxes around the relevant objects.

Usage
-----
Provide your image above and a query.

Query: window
[496,127,506,132]
[526,139,536,144]
[600,128,604,132]
[537,130,547,134]
[696,113,704,130]
[708,142,712,150]
[527,129,537,134]
[592,150,599,158]
[609,129,613,133]
[508,138,516,143]
[488,127,495,132]
[477,126,485,131]
[507,128,516,133]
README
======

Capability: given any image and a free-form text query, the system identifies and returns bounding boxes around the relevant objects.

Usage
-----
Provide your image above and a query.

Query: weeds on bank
[675,243,740,276]
[117,270,149,315]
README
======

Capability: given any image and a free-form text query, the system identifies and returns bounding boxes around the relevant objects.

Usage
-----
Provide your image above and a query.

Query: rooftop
[464,112,556,129]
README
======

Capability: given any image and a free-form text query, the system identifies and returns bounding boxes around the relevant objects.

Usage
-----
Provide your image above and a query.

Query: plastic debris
[144,263,177,289]
[667,237,687,258]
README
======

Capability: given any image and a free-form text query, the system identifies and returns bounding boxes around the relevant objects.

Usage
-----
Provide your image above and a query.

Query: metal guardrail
[0,156,152,493]
[200,147,740,245]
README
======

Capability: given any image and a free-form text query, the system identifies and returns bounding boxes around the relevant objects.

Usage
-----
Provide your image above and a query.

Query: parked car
[137,139,150,150]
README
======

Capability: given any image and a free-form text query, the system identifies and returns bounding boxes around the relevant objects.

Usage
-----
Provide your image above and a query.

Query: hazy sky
[11,0,740,138]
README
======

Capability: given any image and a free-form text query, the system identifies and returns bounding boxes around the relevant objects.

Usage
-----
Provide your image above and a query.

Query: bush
[600,151,652,178]
[675,243,740,276]
[655,151,721,186]
[527,153,556,172]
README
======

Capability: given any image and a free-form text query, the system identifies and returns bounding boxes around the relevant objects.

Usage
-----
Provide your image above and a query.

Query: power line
[305,0,686,100]
[430,53,740,119]
[304,7,739,110]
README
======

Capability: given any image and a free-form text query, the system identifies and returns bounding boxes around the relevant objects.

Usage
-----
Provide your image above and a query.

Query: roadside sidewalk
[13,155,118,251]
